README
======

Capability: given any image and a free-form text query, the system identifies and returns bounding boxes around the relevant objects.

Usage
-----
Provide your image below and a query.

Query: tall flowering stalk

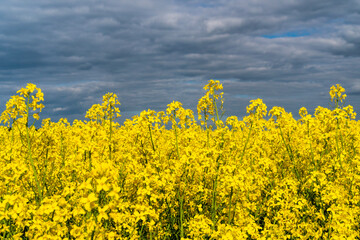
[329,84,346,109]
[166,101,194,238]
[330,84,348,170]
[197,80,226,233]
[197,80,225,150]
[86,93,121,161]
[1,83,44,204]
[197,80,225,128]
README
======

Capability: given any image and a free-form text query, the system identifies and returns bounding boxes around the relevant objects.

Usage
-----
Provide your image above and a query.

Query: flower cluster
[0,82,359,239]
[197,79,224,127]
[330,84,347,108]
[0,83,44,127]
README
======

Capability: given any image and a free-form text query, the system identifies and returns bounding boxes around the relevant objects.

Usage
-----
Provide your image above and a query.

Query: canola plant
[0,81,359,239]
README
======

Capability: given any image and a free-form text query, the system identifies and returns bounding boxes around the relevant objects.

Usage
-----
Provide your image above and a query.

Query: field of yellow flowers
[1,80,360,239]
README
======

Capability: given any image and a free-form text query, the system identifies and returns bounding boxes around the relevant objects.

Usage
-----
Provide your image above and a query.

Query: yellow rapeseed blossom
[0,82,359,239]
[330,84,347,109]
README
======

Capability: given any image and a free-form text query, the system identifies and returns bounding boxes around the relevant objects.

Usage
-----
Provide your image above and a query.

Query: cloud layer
[0,0,359,123]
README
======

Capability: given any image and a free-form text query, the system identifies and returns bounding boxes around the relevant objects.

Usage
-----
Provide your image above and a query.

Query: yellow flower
[96,177,110,192]
[72,206,86,216]
[329,84,347,108]
[80,193,98,212]
[97,205,109,222]
[33,113,40,120]
[246,98,267,119]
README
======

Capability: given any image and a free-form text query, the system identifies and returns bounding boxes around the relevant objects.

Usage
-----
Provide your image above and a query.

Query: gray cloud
[0,0,359,124]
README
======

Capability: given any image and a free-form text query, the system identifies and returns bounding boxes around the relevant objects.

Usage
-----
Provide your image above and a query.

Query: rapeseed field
[0,81,360,239]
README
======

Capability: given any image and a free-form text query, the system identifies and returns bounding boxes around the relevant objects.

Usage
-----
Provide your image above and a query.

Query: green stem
[211,176,218,231]
[213,98,220,123]
[227,186,233,225]
[179,192,184,239]
[335,119,342,169]
[279,125,300,180]
[109,107,113,161]
[307,121,316,171]
[173,111,180,160]
[203,110,210,148]
[60,131,65,167]
[240,121,253,164]
[10,120,14,163]
[26,96,42,205]
[211,154,221,231]
[148,124,156,151]
[89,151,92,171]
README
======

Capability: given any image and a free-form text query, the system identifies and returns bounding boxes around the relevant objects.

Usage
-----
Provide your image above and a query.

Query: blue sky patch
[263,30,312,39]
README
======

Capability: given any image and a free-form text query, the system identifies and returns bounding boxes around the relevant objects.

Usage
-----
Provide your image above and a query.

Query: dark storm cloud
[0,0,359,124]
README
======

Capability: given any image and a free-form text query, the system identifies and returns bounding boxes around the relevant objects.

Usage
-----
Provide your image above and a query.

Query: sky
[0,0,360,124]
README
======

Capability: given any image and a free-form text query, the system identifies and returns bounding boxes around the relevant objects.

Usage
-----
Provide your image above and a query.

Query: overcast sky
[1,0,359,124]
